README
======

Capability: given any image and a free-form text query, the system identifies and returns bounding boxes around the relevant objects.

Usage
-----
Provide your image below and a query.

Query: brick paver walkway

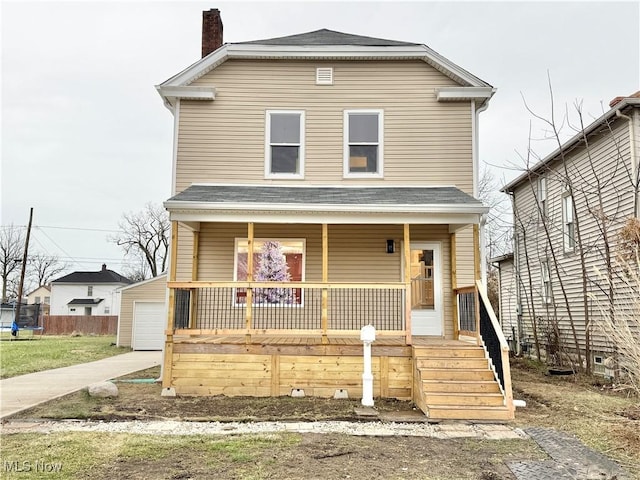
[508,427,630,480]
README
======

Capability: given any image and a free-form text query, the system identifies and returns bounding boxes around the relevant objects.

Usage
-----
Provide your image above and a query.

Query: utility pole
[14,208,34,324]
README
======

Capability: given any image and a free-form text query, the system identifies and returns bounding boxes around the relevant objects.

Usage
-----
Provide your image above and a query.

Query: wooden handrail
[475,280,509,351]
[168,281,407,290]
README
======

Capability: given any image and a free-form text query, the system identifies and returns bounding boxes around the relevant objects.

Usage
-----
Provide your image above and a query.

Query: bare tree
[28,253,68,287]
[0,224,25,302]
[110,203,169,279]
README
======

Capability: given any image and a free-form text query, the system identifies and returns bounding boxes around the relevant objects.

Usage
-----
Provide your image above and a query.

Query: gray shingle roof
[167,185,483,207]
[67,298,104,305]
[236,29,419,47]
[53,269,132,285]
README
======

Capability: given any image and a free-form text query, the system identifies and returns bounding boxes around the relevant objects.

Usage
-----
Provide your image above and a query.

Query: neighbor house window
[234,239,305,305]
[562,194,575,252]
[537,176,547,219]
[104,306,110,314]
[344,110,383,178]
[265,110,305,178]
[44,296,50,304]
[35,296,41,304]
[87,286,93,296]
[541,260,552,304]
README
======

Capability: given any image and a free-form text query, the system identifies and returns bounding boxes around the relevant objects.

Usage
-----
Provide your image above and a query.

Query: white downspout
[474,99,491,285]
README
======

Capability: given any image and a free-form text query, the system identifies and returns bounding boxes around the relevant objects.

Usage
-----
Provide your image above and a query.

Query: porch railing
[456,281,514,414]
[455,286,478,335]
[169,282,406,336]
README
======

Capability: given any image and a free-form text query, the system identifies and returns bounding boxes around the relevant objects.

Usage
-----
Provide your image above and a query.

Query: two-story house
[156,9,514,420]
[50,264,132,316]
[500,92,640,373]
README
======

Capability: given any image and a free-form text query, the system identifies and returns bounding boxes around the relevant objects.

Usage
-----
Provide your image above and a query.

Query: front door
[409,242,443,336]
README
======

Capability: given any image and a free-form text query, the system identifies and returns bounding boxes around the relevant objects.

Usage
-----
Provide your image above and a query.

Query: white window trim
[343,109,384,179]
[265,110,305,179]
[233,238,307,307]
[562,193,575,253]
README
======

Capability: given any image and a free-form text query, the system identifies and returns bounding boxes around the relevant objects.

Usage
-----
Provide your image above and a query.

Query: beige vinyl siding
[178,60,472,191]
[118,275,167,347]
[496,259,519,342]
[512,115,636,356]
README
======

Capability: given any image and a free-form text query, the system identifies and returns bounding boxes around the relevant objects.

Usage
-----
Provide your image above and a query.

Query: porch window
[562,193,575,252]
[541,260,552,305]
[265,110,305,178]
[234,239,305,305]
[343,110,383,178]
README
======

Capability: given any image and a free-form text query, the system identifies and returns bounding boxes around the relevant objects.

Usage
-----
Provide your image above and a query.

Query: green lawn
[0,335,129,379]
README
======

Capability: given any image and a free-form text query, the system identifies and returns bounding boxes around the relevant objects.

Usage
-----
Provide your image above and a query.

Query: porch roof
[164,184,488,230]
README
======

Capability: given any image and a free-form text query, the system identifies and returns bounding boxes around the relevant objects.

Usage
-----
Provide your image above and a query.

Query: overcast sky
[1,1,639,276]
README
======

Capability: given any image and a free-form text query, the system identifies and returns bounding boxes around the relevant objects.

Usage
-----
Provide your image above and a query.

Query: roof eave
[502,98,640,193]
[158,43,491,92]
[164,200,489,215]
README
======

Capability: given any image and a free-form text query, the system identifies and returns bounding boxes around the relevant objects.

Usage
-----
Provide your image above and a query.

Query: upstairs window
[562,194,575,252]
[344,110,384,178]
[87,286,93,296]
[537,176,547,218]
[265,111,305,178]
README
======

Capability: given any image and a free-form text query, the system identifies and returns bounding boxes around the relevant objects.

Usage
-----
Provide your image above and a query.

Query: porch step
[427,405,512,421]
[412,343,513,421]
[420,368,495,381]
[412,346,485,358]
[416,358,489,369]
[424,392,505,406]
[422,379,501,394]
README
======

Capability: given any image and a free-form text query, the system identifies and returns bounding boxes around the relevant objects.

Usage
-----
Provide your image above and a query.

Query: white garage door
[133,302,166,351]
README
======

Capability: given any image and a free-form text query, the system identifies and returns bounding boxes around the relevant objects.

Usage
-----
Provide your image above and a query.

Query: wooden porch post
[245,222,254,344]
[473,223,482,345]
[451,232,459,340]
[162,221,179,389]
[189,230,200,329]
[403,223,412,345]
[321,223,329,344]
[473,224,481,282]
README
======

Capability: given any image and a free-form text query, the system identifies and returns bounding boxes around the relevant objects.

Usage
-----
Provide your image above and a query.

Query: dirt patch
[83,434,542,480]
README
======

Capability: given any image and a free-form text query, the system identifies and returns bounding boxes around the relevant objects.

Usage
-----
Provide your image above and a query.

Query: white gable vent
[316,67,333,85]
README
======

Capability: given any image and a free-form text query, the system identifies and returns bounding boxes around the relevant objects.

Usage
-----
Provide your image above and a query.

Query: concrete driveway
[0,351,162,419]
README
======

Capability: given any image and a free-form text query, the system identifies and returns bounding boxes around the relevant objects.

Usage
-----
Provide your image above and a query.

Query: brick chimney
[610,90,640,108]
[202,9,223,58]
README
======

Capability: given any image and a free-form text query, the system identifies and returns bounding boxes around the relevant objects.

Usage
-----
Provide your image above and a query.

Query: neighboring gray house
[50,264,132,316]
[500,91,640,370]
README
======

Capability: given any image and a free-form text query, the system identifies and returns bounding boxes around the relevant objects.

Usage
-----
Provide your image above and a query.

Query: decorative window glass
[541,260,552,304]
[344,110,383,177]
[265,111,305,178]
[562,194,575,252]
[234,239,305,305]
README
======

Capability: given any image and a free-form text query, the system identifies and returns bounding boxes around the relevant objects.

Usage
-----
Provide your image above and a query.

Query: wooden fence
[42,315,118,335]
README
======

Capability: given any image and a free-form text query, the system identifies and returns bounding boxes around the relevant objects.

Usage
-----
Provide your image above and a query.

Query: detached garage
[117,274,167,350]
